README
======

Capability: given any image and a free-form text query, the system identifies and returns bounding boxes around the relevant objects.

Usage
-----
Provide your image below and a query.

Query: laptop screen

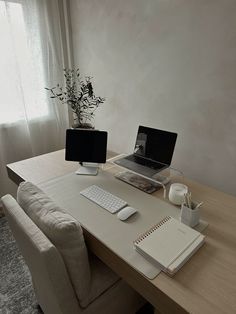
[134,126,177,166]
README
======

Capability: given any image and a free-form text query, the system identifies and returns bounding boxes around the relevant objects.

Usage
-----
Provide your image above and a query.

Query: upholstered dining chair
[1,182,145,314]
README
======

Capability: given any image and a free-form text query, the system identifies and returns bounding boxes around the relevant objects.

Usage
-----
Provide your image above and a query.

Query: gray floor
[0,216,42,314]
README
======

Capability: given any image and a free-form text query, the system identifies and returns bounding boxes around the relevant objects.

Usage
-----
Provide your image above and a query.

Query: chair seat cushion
[17,181,91,305]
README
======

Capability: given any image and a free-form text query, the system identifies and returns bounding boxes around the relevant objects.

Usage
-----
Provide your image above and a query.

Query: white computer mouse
[117,206,137,221]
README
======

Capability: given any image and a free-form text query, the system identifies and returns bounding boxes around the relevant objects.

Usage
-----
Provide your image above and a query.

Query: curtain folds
[0,0,72,197]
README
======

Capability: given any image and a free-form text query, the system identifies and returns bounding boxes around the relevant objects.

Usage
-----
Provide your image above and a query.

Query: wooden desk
[7,150,236,314]
[6,149,117,185]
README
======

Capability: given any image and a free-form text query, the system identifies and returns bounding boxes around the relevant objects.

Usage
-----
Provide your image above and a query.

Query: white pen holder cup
[168,183,188,205]
[180,202,200,227]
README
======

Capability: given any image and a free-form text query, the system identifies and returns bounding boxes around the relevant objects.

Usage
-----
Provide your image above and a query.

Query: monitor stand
[75,162,99,176]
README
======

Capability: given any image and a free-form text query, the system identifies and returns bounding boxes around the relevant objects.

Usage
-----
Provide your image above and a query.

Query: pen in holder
[180,193,202,227]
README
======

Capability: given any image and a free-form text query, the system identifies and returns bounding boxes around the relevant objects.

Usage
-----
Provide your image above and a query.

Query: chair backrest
[16,181,91,305]
[1,194,81,314]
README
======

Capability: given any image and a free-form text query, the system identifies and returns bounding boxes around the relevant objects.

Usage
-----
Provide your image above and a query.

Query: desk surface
[7,150,236,314]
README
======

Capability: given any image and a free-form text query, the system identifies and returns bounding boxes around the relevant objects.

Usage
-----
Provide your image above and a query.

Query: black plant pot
[71,122,94,129]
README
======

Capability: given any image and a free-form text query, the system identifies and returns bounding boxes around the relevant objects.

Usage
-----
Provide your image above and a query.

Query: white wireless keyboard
[80,185,127,213]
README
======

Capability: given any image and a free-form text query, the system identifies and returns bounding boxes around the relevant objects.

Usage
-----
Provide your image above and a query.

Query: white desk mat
[39,170,208,280]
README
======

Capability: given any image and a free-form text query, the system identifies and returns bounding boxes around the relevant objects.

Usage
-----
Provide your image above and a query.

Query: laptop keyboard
[114,155,166,178]
[115,158,159,178]
[125,155,164,170]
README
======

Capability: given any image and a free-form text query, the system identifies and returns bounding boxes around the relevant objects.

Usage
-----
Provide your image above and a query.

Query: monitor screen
[134,125,177,166]
[65,129,108,163]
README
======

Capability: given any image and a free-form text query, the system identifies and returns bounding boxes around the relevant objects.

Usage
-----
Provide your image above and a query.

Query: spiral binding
[134,216,172,245]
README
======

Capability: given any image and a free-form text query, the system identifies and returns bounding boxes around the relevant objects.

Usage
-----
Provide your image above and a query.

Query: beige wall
[70,0,236,196]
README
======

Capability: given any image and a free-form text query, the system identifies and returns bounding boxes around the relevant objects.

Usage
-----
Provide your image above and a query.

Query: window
[0,1,49,124]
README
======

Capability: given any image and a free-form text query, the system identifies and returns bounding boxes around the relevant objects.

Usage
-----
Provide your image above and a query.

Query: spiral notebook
[134,216,205,276]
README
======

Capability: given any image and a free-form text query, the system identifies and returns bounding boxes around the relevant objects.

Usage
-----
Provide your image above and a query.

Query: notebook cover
[134,216,205,275]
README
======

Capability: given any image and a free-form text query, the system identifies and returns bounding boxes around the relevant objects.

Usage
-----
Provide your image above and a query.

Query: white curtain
[0,0,72,197]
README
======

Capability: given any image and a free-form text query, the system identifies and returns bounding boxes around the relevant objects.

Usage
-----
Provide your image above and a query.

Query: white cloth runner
[39,170,208,280]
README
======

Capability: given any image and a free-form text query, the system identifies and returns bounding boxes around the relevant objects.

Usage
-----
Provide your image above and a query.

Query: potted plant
[45,68,105,128]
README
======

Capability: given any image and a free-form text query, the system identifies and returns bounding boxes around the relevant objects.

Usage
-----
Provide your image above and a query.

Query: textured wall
[70,0,236,195]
